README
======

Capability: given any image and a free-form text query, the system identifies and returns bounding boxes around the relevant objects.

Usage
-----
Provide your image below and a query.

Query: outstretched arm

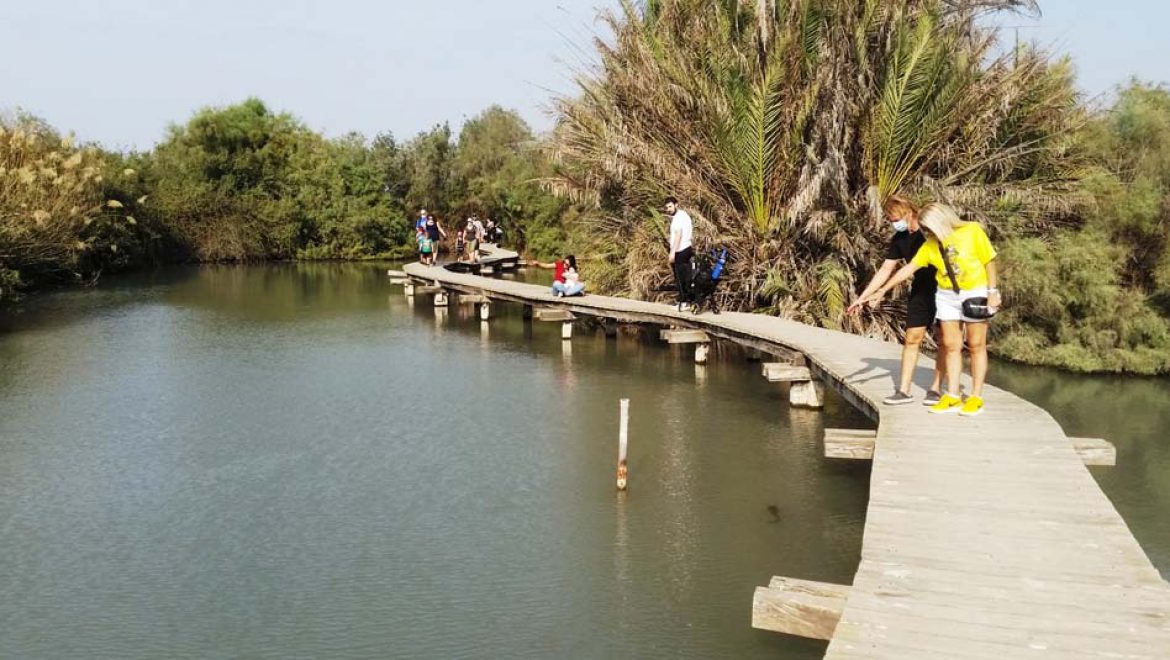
[860,262,922,305]
[847,260,898,314]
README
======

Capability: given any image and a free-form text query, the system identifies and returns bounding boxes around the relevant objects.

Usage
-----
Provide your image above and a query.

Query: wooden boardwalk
[401,254,1170,658]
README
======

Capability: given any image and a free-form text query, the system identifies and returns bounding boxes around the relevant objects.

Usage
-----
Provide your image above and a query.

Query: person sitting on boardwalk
[552,255,586,297]
[847,195,945,406]
[665,196,695,311]
[860,203,1002,417]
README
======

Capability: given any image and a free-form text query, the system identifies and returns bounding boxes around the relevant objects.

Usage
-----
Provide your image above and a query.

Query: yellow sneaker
[959,395,985,417]
[928,393,963,414]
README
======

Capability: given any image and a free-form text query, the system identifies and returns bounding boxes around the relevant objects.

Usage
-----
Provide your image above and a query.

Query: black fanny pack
[961,297,995,320]
[942,250,996,320]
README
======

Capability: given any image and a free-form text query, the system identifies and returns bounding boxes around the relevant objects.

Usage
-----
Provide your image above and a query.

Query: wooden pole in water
[617,398,629,491]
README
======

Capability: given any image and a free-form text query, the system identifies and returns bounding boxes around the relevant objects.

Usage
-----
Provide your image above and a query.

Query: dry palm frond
[548,0,1085,334]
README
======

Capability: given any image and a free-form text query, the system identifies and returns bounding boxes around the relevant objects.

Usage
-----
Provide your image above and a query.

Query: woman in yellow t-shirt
[858,203,1002,417]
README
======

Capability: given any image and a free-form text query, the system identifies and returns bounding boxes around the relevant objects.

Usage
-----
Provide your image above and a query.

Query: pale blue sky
[0,1,1164,150]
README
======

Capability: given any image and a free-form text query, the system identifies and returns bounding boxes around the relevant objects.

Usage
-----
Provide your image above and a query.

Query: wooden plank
[752,577,849,640]
[659,328,710,344]
[456,294,488,304]
[1071,437,1116,466]
[533,308,575,322]
[761,363,812,382]
[386,269,407,278]
[413,285,442,295]
[828,433,1116,467]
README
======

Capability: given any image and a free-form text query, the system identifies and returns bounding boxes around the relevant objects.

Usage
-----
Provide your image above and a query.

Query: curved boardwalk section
[401,260,1170,658]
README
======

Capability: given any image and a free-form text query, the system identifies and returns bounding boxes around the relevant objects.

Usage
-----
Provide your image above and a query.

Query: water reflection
[0,262,874,660]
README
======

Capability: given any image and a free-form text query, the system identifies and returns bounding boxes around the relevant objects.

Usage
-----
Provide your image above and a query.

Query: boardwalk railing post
[617,398,629,491]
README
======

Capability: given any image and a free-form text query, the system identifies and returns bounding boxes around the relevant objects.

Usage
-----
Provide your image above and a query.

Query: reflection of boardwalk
[401,261,1170,658]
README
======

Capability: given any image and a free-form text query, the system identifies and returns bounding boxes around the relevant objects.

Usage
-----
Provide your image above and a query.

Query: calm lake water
[0,263,871,659]
[1,263,1166,659]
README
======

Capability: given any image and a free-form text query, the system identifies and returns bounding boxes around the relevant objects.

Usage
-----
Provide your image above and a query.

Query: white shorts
[935,287,989,323]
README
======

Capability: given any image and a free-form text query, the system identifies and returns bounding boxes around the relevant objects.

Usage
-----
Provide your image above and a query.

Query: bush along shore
[5,5,1170,374]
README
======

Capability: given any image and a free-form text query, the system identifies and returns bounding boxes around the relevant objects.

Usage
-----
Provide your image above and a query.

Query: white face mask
[891,219,909,233]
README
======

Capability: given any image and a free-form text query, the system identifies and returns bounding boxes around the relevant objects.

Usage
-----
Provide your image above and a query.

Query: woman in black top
[847,195,945,406]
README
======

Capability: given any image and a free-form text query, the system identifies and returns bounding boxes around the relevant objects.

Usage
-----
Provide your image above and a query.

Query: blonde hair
[917,203,969,242]
[882,194,919,220]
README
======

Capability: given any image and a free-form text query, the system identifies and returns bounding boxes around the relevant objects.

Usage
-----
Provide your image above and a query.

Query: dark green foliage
[2,99,572,303]
[993,82,1170,373]
[451,106,569,259]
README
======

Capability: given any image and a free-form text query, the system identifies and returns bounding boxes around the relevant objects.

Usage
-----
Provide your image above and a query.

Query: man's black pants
[673,246,694,304]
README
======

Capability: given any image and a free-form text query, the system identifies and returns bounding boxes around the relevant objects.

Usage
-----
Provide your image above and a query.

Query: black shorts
[906,291,937,329]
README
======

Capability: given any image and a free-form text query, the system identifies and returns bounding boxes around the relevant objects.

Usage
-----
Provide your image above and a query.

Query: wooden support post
[404,282,415,297]
[523,304,533,320]
[434,292,448,307]
[479,302,491,321]
[790,380,825,409]
[694,343,710,364]
[762,363,813,382]
[561,321,573,340]
[752,577,849,640]
[616,398,629,491]
[824,428,877,460]
[603,320,618,338]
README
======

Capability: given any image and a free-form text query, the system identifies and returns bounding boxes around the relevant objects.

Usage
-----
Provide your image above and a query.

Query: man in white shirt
[666,196,695,311]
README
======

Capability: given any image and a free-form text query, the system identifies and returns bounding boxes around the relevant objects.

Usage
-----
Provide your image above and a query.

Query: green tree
[993,81,1170,373]
[453,106,568,258]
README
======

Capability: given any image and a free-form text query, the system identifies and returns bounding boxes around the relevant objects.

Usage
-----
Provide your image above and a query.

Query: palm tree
[548,0,1083,337]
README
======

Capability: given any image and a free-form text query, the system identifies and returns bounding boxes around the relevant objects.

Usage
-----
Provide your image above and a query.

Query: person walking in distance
[423,214,447,263]
[665,196,694,311]
[847,195,945,406]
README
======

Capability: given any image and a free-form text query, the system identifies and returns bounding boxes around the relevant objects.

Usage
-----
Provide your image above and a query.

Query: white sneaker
[679,303,691,312]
